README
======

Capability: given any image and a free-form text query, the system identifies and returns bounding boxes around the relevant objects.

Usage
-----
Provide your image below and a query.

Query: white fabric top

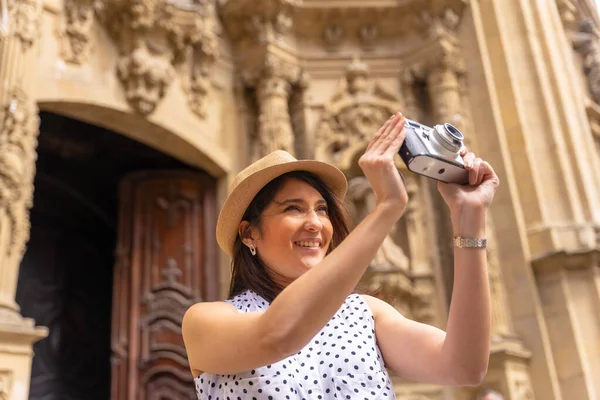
[194,290,396,400]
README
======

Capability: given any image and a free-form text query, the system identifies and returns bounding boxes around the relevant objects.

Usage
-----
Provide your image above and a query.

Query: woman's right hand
[358,113,409,219]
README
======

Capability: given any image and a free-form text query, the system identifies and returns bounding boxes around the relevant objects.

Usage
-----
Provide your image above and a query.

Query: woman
[182,113,500,399]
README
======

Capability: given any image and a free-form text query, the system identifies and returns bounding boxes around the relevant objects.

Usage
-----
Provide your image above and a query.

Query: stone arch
[37,101,228,178]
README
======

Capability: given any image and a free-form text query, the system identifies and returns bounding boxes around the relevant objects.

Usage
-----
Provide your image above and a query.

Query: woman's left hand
[437,148,500,216]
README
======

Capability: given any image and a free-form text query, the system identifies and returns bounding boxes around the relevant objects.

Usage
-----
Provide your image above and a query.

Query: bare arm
[365,153,498,386]
[365,209,490,386]
[183,114,409,375]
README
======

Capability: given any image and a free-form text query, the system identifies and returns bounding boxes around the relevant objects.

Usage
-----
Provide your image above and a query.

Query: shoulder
[359,294,406,321]
[182,301,239,333]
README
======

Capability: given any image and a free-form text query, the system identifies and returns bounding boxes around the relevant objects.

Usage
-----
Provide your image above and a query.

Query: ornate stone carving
[323,25,344,50]
[94,0,219,115]
[9,0,40,51]
[346,176,410,272]
[315,57,402,170]
[486,217,514,338]
[0,86,39,260]
[359,25,378,50]
[184,3,219,118]
[573,19,600,105]
[510,374,535,400]
[61,0,94,64]
[220,0,298,44]
[556,0,579,31]
[243,54,305,158]
[244,9,293,44]
[116,45,175,115]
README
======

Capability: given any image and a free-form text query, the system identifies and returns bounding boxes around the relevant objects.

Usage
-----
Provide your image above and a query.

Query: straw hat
[216,150,348,256]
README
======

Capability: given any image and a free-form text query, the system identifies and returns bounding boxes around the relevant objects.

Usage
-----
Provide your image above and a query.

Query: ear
[238,220,259,247]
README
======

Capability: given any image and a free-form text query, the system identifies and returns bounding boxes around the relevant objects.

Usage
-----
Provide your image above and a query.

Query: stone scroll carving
[94,0,219,116]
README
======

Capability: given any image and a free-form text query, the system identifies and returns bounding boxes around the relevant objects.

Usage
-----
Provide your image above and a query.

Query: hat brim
[216,160,347,256]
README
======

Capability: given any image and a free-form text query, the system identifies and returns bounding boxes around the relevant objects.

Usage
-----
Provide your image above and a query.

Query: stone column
[0,1,48,399]
[471,0,600,398]
[424,30,536,400]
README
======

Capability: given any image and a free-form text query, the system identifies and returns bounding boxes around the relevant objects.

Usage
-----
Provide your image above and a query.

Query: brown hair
[228,171,350,303]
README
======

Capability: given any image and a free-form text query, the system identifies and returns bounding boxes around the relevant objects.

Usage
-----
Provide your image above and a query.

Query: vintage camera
[399,119,469,185]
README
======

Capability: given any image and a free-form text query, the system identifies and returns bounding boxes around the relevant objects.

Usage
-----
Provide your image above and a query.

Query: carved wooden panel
[111,171,218,400]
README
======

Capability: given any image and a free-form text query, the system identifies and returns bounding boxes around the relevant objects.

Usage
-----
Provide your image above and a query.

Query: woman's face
[251,178,334,282]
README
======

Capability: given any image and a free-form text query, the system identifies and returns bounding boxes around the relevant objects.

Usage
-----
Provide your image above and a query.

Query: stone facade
[1,0,600,399]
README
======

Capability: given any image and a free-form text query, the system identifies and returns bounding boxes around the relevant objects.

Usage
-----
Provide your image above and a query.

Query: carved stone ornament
[9,0,40,51]
[183,2,220,118]
[61,0,94,64]
[94,0,219,116]
[556,0,579,31]
[219,0,298,44]
[323,24,345,50]
[315,57,402,171]
[573,19,600,105]
[0,86,39,258]
[243,53,305,158]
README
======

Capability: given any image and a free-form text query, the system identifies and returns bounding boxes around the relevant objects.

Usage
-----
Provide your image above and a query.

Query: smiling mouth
[294,241,321,248]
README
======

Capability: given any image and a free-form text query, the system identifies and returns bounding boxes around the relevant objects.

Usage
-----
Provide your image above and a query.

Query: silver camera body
[399,119,469,185]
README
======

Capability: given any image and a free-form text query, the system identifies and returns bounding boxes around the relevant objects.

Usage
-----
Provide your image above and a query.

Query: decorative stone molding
[94,0,219,116]
[242,53,306,158]
[556,0,580,31]
[61,0,94,64]
[573,18,600,105]
[359,25,378,51]
[0,86,38,283]
[9,0,39,51]
[323,24,344,51]
[219,0,298,44]
[184,5,220,118]
[315,57,402,171]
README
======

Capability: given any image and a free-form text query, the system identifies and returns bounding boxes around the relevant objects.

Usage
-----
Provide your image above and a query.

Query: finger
[480,161,499,185]
[373,116,406,155]
[459,146,468,157]
[469,158,482,185]
[463,152,476,169]
[476,161,486,185]
[383,122,408,158]
[366,115,397,152]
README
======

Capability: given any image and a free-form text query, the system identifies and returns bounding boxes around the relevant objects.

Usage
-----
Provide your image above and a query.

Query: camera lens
[444,124,464,140]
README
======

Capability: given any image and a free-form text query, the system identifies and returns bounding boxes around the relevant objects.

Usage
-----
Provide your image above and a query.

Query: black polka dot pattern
[194,290,395,399]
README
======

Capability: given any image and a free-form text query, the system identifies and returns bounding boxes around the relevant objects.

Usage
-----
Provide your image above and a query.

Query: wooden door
[111,171,218,400]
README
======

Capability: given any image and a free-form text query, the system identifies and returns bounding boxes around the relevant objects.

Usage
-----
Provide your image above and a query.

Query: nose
[304,209,323,232]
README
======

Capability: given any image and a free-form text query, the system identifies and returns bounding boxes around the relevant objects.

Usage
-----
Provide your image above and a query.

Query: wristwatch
[452,236,487,248]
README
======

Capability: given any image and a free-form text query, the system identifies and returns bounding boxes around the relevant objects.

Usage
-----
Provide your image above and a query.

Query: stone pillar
[422,20,536,399]
[469,0,600,398]
[0,1,48,399]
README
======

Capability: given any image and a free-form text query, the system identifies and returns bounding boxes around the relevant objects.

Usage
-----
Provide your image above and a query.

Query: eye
[317,205,329,214]
[284,205,302,212]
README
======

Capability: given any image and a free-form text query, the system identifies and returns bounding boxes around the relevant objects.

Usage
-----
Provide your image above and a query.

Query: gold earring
[249,244,256,256]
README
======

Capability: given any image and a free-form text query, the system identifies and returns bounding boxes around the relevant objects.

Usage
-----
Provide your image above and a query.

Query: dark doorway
[15,111,196,400]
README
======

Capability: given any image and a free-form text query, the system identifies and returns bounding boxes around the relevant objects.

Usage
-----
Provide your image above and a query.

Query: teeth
[296,241,320,248]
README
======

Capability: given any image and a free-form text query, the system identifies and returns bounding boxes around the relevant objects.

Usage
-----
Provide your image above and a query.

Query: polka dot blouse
[194,290,396,399]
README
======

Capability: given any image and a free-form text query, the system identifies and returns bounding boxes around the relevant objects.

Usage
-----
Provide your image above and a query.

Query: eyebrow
[274,198,327,206]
